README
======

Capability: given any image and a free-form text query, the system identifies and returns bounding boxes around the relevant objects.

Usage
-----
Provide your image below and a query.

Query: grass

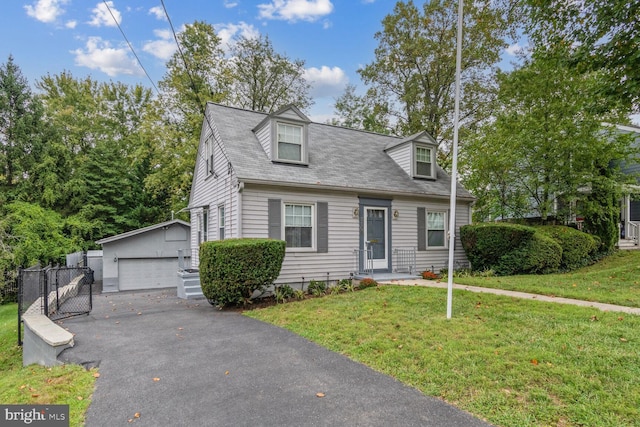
[0,304,96,427]
[454,250,640,307]
[246,285,640,427]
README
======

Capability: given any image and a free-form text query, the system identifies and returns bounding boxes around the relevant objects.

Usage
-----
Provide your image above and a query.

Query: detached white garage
[96,220,191,292]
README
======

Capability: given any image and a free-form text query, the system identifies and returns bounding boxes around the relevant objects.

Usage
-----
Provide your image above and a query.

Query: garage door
[118,258,178,291]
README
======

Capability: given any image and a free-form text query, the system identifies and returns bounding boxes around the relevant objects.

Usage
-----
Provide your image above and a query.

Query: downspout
[237,181,244,238]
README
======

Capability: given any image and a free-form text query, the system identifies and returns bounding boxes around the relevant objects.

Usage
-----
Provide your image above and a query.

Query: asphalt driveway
[59,289,491,426]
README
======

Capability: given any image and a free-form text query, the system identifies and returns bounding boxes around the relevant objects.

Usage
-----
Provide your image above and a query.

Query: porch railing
[177,248,198,270]
[628,221,640,246]
[393,247,416,274]
[353,248,373,276]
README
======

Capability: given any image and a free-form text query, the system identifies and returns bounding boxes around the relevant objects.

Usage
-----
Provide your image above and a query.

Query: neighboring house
[96,219,191,292]
[617,124,640,244]
[187,103,474,284]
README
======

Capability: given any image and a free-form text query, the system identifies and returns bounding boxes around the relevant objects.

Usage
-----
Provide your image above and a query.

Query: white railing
[393,247,416,274]
[628,221,640,246]
[354,248,373,276]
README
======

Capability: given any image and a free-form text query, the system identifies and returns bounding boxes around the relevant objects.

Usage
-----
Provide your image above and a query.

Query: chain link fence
[18,265,94,345]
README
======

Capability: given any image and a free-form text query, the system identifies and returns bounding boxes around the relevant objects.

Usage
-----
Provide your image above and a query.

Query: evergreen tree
[0,55,45,201]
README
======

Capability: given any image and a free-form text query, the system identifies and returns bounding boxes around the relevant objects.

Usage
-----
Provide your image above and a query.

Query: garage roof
[95,219,190,245]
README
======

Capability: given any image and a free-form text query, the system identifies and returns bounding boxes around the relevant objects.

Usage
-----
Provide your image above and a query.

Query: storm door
[364,207,388,270]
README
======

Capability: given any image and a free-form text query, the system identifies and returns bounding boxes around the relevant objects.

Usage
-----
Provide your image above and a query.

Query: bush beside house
[199,238,286,307]
[461,223,597,275]
[536,225,598,270]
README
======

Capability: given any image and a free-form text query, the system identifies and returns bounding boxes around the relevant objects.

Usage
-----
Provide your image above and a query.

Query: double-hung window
[284,203,313,248]
[414,145,435,179]
[277,123,303,162]
[201,207,209,242]
[218,205,225,240]
[426,211,446,247]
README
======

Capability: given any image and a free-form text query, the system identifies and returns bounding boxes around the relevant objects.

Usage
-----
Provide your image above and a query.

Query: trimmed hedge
[199,238,286,307]
[496,233,562,275]
[461,223,596,276]
[536,226,597,271]
[460,223,536,271]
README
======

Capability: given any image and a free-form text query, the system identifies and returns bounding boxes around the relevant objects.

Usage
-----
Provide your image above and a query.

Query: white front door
[364,207,388,270]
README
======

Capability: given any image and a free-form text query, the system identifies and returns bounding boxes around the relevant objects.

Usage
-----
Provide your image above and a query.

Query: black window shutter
[417,207,426,251]
[317,202,328,253]
[268,199,281,240]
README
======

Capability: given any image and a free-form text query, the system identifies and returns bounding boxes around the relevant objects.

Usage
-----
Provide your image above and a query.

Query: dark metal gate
[18,266,94,345]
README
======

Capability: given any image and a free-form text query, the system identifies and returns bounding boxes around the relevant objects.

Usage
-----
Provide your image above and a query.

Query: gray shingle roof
[95,219,190,245]
[205,103,474,200]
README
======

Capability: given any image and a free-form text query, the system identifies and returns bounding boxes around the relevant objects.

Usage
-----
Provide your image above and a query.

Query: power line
[159,0,235,174]
[102,0,160,96]
[102,0,232,183]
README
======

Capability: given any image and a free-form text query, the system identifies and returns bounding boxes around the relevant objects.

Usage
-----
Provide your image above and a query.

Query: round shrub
[497,233,562,275]
[199,238,286,307]
[537,226,596,270]
[460,223,536,271]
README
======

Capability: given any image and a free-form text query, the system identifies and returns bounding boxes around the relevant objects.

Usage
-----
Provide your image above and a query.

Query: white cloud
[224,0,239,8]
[88,1,121,28]
[149,6,166,21]
[24,0,69,23]
[258,0,334,23]
[142,29,177,61]
[304,66,348,97]
[65,20,77,29]
[505,43,522,56]
[72,37,142,77]
[216,22,260,50]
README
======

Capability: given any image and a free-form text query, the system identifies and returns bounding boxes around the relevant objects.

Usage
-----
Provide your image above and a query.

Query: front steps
[617,239,640,250]
[177,269,204,299]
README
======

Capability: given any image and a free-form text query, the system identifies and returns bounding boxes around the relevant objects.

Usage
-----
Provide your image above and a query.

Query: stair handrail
[628,221,640,246]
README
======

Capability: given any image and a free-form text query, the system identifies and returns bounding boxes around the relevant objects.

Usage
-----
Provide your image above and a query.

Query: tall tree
[331,84,390,133]
[0,55,45,198]
[37,72,163,235]
[357,0,517,164]
[463,48,633,226]
[526,0,640,112]
[159,20,230,120]
[229,34,312,113]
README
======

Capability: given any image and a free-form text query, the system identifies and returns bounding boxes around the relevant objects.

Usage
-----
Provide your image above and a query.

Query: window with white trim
[277,123,303,162]
[218,205,225,240]
[201,207,209,242]
[284,203,313,248]
[426,211,446,247]
[205,138,214,176]
[414,145,435,179]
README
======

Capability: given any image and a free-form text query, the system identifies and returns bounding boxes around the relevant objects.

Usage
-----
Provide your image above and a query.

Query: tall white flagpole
[447,0,464,319]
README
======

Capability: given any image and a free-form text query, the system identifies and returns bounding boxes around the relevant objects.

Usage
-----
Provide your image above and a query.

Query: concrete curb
[380,279,640,315]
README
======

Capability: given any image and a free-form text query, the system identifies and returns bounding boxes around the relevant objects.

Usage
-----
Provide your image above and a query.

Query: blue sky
[2,0,524,121]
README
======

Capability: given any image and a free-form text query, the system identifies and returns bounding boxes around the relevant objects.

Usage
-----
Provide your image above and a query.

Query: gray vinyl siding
[386,144,411,176]
[189,120,239,267]
[242,186,359,284]
[391,198,471,273]
[240,186,471,283]
[278,109,305,121]
[254,121,272,159]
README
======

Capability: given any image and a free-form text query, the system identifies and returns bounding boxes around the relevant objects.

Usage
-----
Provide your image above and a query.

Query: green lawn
[454,250,640,307]
[0,304,96,427]
[246,285,640,427]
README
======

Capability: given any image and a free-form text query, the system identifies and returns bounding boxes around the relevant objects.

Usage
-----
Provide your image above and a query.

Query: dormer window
[414,144,436,179]
[277,123,303,162]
